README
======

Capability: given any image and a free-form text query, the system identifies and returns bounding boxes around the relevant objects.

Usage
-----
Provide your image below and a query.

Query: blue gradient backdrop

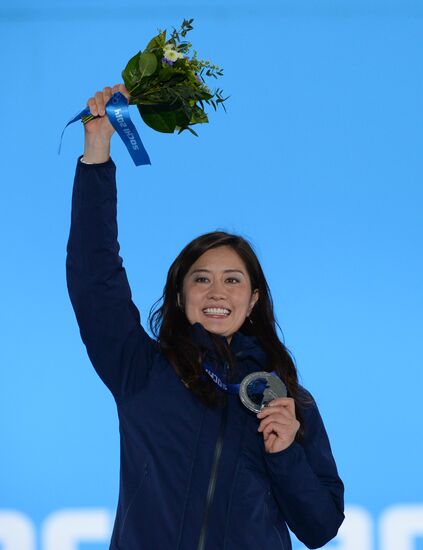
[1,1,422,549]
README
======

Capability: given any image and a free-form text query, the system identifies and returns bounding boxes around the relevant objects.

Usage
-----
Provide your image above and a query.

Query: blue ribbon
[203,363,240,395]
[60,92,151,166]
[202,362,276,396]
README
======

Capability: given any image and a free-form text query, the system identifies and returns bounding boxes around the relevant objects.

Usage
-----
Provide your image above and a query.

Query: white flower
[163,45,184,62]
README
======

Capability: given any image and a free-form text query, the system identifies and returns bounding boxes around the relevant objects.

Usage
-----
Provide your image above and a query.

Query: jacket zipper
[196,404,228,550]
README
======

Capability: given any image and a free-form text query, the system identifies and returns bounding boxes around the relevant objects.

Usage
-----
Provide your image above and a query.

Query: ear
[177,292,183,309]
[248,289,259,315]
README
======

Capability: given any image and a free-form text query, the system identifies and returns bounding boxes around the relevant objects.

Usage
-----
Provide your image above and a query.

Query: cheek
[233,290,254,310]
[183,285,200,305]
[182,286,204,317]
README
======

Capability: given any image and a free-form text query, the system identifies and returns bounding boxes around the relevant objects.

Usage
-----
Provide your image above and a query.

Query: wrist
[83,132,112,164]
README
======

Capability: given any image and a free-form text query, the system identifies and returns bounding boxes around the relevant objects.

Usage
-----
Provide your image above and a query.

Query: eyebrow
[190,269,245,275]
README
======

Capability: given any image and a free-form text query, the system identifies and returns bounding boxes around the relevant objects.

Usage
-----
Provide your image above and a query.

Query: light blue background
[1,1,422,549]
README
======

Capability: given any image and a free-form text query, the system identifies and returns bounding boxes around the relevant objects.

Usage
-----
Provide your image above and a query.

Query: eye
[225,277,240,284]
[194,276,210,283]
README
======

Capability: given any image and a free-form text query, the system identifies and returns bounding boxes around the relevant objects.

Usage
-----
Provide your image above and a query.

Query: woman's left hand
[257,397,300,453]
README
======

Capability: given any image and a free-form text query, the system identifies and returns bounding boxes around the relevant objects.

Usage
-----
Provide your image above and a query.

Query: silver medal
[239,371,287,413]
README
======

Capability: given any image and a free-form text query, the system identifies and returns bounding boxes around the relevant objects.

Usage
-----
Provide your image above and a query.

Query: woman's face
[181,246,259,340]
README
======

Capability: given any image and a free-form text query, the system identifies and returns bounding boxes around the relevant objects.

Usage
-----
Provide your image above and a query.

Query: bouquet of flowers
[68,19,226,165]
[118,19,227,135]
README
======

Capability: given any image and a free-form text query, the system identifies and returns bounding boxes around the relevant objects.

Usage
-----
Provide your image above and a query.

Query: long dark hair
[149,231,309,422]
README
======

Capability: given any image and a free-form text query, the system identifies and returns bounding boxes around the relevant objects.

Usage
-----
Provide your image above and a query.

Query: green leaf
[157,65,182,82]
[157,69,173,82]
[190,106,208,124]
[138,104,190,133]
[185,126,199,137]
[138,52,158,79]
[145,30,166,52]
[122,51,141,90]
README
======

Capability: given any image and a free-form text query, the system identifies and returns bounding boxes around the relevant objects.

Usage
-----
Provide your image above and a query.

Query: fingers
[257,398,300,441]
[95,91,106,116]
[264,432,277,447]
[257,398,296,419]
[87,84,129,117]
[257,408,292,428]
[261,419,297,439]
[263,424,280,441]
[257,410,290,428]
[87,91,106,117]
[87,96,98,117]
[257,413,300,433]
[269,397,296,415]
[112,83,130,100]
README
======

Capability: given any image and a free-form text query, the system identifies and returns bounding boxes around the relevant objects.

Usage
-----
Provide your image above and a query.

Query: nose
[207,279,227,300]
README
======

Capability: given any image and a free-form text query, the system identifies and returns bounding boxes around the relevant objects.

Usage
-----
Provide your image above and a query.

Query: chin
[202,321,238,339]
[202,323,226,335]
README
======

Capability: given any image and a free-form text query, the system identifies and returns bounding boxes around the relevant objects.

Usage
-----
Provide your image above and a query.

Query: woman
[67,83,344,550]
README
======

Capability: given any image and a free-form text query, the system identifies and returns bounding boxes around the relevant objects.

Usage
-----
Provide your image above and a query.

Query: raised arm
[66,84,155,402]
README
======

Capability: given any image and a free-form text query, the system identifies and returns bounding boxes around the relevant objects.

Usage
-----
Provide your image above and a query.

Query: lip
[202,307,231,318]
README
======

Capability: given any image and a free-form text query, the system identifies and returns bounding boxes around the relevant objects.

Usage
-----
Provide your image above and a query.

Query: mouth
[203,307,231,318]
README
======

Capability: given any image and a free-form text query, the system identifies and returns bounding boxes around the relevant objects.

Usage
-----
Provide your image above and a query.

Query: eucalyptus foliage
[122,19,227,135]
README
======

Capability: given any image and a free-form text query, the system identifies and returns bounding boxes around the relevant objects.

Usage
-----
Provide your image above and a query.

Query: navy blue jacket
[66,158,344,550]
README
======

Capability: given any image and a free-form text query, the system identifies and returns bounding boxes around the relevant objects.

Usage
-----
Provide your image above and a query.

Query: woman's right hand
[83,83,130,164]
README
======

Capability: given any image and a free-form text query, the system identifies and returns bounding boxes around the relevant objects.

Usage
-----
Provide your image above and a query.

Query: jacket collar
[190,322,267,368]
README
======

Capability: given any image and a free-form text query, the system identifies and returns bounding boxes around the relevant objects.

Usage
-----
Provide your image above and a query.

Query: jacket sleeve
[66,157,156,402]
[264,392,344,549]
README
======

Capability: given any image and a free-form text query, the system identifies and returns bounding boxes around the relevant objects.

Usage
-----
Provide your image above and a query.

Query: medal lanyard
[202,362,275,395]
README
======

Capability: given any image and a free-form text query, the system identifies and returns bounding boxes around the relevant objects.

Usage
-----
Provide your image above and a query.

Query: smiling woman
[181,246,259,339]
[148,232,303,410]
[66,83,345,550]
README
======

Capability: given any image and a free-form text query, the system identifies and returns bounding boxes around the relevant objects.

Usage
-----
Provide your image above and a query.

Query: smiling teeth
[203,308,230,315]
